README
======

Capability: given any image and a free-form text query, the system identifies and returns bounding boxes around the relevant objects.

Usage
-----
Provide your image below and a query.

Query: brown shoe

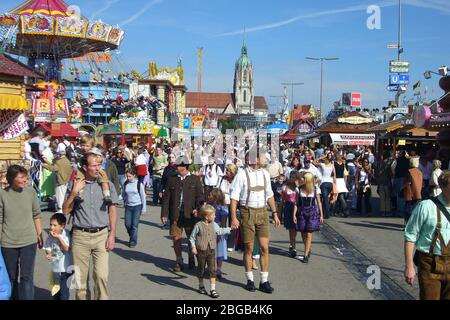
[173,263,184,272]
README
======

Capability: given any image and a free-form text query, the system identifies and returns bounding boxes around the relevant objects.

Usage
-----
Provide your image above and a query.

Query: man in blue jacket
[0,248,12,300]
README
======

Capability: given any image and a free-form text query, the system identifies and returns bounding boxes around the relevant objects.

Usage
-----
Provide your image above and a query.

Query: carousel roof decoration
[0,0,125,59]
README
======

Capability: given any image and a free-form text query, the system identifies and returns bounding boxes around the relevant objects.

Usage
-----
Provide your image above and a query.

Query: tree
[218,118,239,134]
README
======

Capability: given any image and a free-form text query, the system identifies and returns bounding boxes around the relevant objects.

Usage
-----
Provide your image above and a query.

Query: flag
[413,81,421,90]
[424,87,428,95]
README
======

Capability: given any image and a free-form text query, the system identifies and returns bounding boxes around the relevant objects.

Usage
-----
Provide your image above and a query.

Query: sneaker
[210,290,220,298]
[104,196,112,205]
[173,263,184,272]
[288,246,297,258]
[245,280,256,292]
[216,273,223,281]
[259,281,274,294]
[198,286,207,295]
[129,243,136,248]
[227,248,233,252]
[296,255,309,263]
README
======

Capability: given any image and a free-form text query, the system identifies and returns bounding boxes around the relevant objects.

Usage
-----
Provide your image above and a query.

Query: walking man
[404,170,450,300]
[63,153,118,300]
[161,156,205,271]
[151,146,168,206]
[230,146,281,293]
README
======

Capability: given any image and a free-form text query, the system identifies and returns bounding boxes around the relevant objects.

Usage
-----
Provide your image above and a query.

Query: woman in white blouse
[218,164,238,251]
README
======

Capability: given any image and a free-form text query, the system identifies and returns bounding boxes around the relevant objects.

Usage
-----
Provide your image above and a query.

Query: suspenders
[429,206,450,257]
[243,168,267,207]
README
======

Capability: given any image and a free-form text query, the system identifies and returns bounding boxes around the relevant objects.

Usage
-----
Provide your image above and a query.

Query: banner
[3,114,28,140]
[329,133,375,146]
[0,110,21,132]
[191,115,205,129]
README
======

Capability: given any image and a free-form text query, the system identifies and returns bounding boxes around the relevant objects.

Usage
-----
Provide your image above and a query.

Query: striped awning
[0,94,29,111]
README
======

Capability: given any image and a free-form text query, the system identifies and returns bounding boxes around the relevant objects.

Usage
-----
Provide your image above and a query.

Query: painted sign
[3,114,28,140]
[191,115,205,129]
[329,133,375,146]
[0,110,21,132]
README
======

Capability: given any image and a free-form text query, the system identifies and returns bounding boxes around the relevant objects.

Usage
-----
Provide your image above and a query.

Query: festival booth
[317,111,378,147]
[371,116,438,159]
[0,53,43,187]
[280,118,316,142]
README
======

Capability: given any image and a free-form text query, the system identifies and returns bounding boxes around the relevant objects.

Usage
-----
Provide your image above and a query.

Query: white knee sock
[261,272,269,283]
[245,271,254,282]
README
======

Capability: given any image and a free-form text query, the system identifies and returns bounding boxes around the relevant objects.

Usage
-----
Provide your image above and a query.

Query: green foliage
[218,118,239,134]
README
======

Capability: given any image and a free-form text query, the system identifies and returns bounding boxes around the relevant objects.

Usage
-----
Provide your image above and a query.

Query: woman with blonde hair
[294,172,323,263]
[430,160,442,197]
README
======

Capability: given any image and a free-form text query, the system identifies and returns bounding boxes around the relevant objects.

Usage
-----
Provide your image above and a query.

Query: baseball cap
[87,147,103,157]
[346,153,355,161]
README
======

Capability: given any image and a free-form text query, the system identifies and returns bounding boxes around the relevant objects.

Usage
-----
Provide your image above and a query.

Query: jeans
[320,182,333,219]
[334,193,348,216]
[125,204,143,245]
[53,272,72,300]
[357,184,372,215]
[1,243,37,300]
[393,177,406,217]
[152,176,162,205]
[118,174,126,192]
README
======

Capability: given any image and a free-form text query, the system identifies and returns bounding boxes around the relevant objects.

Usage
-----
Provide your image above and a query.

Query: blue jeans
[53,272,72,300]
[152,176,162,205]
[320,182,333,219]
[393,177,406,217]
[125,205,143,245]
[118,174,126,191]
[1,243,37,300]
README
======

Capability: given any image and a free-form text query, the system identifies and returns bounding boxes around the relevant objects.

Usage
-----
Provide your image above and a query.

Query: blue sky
[2,0,449,114]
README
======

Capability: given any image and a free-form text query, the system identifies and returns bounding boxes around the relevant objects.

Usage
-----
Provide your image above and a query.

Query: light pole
[306,56,339,121]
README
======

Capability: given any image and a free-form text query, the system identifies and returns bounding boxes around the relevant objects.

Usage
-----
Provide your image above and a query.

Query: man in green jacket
[43,149,72,213]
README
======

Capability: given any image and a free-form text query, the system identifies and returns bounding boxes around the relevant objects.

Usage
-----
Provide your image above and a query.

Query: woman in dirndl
[333,154,349,217]
[294,172,324,263]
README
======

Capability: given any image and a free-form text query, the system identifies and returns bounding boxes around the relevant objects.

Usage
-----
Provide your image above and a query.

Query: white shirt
[135,154,147,166]
[24,141,33,161]
[320,163,334,184]
[44,230,71,273]
[179,172,191,205]
[431,169,442,197]
[201,164,223,187]
[57,140,73,154]
[267,161,284,179]
[218,177,232,205]
[230,167,274,208]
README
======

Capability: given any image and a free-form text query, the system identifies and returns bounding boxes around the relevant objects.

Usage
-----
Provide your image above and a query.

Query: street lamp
[424,66,449,79]
[305,57,339,121]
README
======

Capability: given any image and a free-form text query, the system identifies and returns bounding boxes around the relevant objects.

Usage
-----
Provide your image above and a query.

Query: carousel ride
[0,0,128,123]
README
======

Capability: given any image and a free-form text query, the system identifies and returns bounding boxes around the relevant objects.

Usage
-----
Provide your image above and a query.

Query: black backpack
[64,142,75,161]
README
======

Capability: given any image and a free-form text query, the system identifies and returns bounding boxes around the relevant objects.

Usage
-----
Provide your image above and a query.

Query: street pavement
[33,204,376,300]
[30,186,421,300]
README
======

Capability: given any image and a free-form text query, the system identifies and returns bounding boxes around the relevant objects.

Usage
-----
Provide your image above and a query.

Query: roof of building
[0,54,44,79]
[236,45,252,68]
[186,92,268,111]
[32,122,80,137]
[318,111,379,133]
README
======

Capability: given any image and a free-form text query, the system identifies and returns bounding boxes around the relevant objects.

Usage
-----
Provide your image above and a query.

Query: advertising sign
[329,133,375,146]
[3,114,28,140]
[191,115,205,129]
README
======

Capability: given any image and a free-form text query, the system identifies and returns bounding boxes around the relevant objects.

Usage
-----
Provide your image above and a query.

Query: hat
[346,153,355,161]
[175,156,190,166]
[87,147,103,157]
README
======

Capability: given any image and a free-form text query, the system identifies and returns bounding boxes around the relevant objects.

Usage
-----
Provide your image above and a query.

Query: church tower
[233,40,254,114]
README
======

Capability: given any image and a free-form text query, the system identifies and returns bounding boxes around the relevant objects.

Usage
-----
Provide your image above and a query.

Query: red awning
[279,134,300,141]
[34,122,80,137]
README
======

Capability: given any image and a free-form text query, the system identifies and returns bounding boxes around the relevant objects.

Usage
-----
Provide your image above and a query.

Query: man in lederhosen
[161,156,205,271]
[404,170,450,300]
[230,146,280,294]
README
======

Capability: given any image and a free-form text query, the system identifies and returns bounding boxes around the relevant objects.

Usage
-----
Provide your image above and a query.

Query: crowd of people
[0,131,449,300]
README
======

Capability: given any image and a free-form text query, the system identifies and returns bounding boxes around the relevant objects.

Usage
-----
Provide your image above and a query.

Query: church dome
[236,45,252,68]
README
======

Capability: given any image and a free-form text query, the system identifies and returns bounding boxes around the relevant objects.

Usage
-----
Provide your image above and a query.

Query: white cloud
[90,0,121,20]
[120,0,164,27]
[216,0,450,37]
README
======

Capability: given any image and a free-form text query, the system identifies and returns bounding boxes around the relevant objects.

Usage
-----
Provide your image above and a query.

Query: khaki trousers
[55,183,68,212]
[71,228,109,300]
[418,252,450,300]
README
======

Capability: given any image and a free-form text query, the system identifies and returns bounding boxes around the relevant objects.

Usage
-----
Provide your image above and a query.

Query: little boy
[44,213,72,300]
[189,205,231,298]
[75,135,112,204]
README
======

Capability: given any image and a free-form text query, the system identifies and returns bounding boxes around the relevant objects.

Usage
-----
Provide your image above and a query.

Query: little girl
[207,188,229,280]
[294,172,324,263]
[283,171,300,257]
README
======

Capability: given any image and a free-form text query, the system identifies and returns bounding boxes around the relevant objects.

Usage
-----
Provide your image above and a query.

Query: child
[0,246,11,300]
[283,171,300,257]
[122,167,146,248]
[74,135,112,204]
[294,172,323,263]
[273,174,285,223]
[44,213,72,300]
[207,188,228,280]
[189,204,231,298]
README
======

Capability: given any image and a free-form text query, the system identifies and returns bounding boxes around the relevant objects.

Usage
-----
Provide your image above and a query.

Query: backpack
[202,164,220,186]
[65,143,75,161]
